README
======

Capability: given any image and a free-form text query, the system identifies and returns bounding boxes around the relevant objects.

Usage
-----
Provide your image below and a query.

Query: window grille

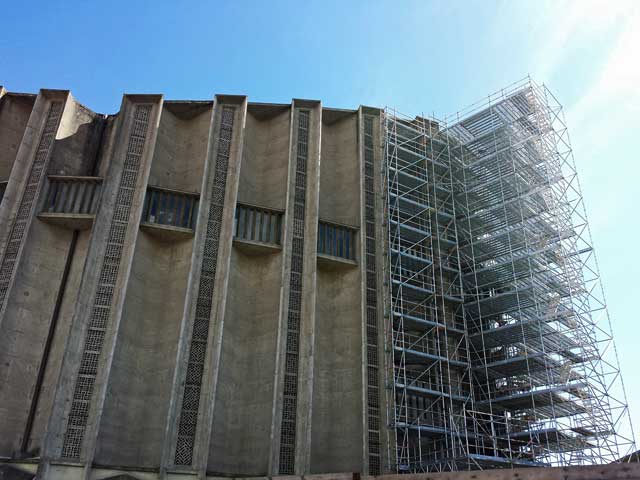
[318,221,356,260]
[41,176,102,215]
[234,203,282,245]
[141,186,198,230]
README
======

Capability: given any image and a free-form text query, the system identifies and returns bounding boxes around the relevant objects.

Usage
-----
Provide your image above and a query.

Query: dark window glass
[142,187,198,229]
[318,221,357,261]
[233,203,283,246]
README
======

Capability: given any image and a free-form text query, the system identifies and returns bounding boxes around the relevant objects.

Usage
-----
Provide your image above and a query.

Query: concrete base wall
[24,229,91,455]
[207,102,290,475]
[95,99,209,469]
[311,266,363,474]
[208,249,282,475]
[95,232,191,468]
[310,111,363,474]
[3,460,640,480]
[0,222,72,453]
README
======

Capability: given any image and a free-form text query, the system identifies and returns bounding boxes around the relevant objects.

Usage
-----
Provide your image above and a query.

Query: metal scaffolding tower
[382,78,635,473]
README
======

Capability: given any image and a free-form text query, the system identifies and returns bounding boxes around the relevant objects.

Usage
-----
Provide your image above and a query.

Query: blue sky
[2,0,638,446]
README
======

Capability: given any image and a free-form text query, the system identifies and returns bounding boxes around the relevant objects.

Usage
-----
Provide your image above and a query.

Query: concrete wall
[0,221,72,454]
[38,95,163,476]
[207,104,290,474]
[0,93,35,181]
[6,458,640,480]
[208,249,282,474]
[147,102,212,191]
[0,92,103,456]
[48,102,105,176]
[96,102,211,468]
[0,89,389,479]
[25,230,92,454]
[237,105,291,209]
[317,111,360,225]
[310,111,363,473]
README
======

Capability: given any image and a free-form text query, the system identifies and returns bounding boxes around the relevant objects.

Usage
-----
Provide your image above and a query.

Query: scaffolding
[381,78,635,473]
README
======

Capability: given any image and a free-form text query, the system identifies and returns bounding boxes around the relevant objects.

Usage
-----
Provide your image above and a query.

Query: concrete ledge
[37,212,96,230]
[140,222,195,242]
[317,253,358,271]
[233,237,282,256]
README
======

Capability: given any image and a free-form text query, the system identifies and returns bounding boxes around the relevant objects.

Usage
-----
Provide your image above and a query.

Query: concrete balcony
[140,185,199,242]
[233,203,283,255]
[37,175,103,230]
[317,220,357,270]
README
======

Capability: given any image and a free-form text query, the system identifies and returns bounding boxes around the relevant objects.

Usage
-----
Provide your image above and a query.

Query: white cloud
[532,0,638,82]
[562,5,640,232]
[523,1,640,231]
[568,18,640,133]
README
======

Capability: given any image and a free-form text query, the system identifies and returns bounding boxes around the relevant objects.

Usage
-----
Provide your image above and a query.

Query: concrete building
[0,79,634,480]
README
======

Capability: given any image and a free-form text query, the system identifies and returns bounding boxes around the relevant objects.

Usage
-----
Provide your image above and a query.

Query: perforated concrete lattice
[363,115,381,475]
[0,101,63,313]
[61,104,152,459]
[278,109,310,475]
[174,106,235,466]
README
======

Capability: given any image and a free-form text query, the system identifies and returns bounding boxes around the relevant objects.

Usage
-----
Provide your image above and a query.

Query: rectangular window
[141,186,199,229]
[318,221,357,260]
[234,203,283,245]
[40,176,102,215]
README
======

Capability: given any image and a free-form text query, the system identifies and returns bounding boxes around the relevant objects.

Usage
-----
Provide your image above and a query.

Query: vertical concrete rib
[0,91,66,327]
[271,100,321,475]
[162,96,247,478]
[39,94,163,479]
[359,107,384,475]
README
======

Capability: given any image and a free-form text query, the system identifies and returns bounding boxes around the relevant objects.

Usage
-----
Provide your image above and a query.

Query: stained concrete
[310,111,363,473]
[96,101,209,468]
[0,93,36,181]
[2,88,614,480]
[207,103,289,475]
[0,93,389,478]
[0,93,102,456]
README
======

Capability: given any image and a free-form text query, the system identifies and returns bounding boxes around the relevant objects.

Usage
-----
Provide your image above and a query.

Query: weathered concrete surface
[0,92,35,181]
[2,87,627,480]
[96,97,210,470]
[0,91,104,456]
[208,103,289,475]
[3,461,640,480]
[311,110,362,474]
[39,95,163,476]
